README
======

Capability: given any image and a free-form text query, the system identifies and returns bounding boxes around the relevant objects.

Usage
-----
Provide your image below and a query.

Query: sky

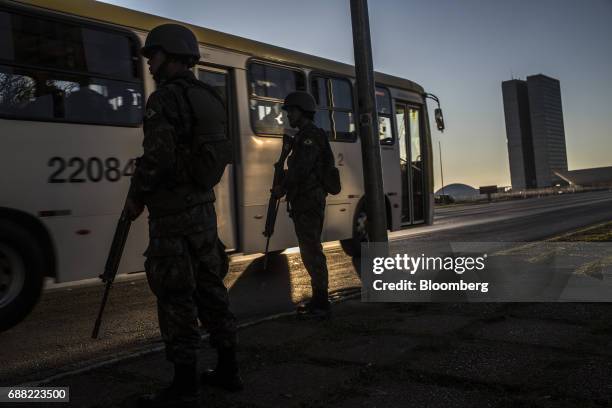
[101,0,612,191]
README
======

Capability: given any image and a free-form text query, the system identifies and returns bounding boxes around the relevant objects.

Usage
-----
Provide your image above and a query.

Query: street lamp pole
[439,140,445,196]
[350,0,388,246]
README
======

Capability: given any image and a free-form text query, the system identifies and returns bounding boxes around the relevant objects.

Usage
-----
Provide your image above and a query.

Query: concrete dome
[435,183,479,200]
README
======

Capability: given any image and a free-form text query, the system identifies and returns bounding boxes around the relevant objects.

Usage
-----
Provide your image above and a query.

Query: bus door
[375,87,400,230]
[197,66,237,250]
[395,103,425,225]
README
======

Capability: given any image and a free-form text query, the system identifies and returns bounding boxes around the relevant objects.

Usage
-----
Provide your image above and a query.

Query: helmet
[141,23,200,60]
[282,91,317,113]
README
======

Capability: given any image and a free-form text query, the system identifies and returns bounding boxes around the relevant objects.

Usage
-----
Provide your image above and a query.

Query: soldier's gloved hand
[271,185,286,199]
[124,197,145,221]
[282,133,294,148]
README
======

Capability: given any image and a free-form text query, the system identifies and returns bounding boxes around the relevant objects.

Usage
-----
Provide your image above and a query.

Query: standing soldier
[125,24,241,408]
[273,91,333,318]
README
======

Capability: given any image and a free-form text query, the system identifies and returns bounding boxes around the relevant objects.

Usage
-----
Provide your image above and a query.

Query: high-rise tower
[502,74,568,189]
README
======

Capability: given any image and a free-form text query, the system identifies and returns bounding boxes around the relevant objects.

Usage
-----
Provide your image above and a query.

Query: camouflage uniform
[129,70,236,366]
[283,123,329,302]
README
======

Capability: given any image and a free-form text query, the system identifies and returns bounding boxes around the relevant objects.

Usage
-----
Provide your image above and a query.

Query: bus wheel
[340,207,369,258]
[0,221,44,332]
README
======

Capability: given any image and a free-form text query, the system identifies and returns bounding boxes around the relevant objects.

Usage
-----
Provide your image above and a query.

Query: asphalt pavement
[1,190,612,387]
[17,299,612,407]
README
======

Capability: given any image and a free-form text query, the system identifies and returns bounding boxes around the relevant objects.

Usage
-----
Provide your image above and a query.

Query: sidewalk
[28,299,612,408]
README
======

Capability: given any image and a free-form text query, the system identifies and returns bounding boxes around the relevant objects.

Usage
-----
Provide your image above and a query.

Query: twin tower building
[502,74,568,190]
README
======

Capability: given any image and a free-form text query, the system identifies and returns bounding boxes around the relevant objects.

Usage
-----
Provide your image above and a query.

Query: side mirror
[424,93,445,132]
[434,108,445,132]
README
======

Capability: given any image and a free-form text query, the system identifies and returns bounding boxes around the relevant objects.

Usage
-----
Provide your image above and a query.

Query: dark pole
[439,140,445,196]
[350,0,388,246]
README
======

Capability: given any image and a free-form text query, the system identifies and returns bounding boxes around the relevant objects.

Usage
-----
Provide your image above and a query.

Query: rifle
[262,134,294,270]
[91,207,132,339]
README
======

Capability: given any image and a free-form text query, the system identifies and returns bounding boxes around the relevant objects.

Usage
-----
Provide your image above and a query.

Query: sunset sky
[101,0,612,190]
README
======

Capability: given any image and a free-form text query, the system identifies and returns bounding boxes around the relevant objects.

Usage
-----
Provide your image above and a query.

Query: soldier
[273,91,331,318]
[124,24,241,408]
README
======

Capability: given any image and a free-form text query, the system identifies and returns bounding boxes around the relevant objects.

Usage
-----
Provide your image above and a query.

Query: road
[1,190,611,385]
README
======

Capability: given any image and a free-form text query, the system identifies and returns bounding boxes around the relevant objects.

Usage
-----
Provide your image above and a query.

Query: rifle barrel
[262,135,293,270]
[91,281,112,339]
[92,209,132,339]
[263,199,281,271]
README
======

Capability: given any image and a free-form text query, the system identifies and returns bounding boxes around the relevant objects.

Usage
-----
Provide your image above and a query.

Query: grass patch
[550,221,612,242]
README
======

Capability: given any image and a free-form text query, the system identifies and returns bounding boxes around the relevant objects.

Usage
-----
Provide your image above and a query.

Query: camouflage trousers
[290,190,329,300]
[144,203,237,365]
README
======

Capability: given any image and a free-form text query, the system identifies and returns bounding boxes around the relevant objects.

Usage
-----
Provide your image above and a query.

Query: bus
[0,0,443,330]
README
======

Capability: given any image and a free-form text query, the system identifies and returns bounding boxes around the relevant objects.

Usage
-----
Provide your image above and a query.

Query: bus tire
[0,220,45,332]
[340,205,369,258]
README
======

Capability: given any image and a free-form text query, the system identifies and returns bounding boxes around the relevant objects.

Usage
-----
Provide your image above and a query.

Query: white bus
[0,0,441,330]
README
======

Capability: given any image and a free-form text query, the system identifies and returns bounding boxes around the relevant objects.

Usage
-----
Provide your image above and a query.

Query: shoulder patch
[144,108,157,119]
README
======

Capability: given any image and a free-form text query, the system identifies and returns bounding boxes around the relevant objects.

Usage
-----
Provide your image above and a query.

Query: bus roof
[13,0,424,94]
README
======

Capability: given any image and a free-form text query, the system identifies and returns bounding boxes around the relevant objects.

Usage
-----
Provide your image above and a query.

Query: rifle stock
[92,208,132,339]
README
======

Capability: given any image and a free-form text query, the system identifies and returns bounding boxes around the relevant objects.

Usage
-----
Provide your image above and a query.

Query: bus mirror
[434,108,445,132]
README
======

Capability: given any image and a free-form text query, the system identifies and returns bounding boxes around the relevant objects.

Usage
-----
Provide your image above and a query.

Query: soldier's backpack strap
[316,127,342,195]
[166,77,227,142]
[166,77,232,191]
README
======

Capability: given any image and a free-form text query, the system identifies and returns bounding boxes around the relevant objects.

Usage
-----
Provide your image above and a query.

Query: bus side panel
[0,120,147,282]
[380,144,402,232]
[324,140,363,241]
[213,165,237,251]
[41,214,148,282]
[199,45,249,71]
[322,203,353,242]
[243,203,297,253]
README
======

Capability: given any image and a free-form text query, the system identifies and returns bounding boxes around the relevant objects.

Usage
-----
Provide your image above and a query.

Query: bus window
[311,77,328,108]
[311,76,331,135]
[376,87,393,145]
[248,62,305,136]
[0,10,142,125]
[0,12,13,61]
[330,78,353,110]
[310,75,356,142]
[198,69,227,104]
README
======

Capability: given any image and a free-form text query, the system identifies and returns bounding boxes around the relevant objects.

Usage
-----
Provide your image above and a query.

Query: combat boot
[139,363,200,408]
[296,296,331,320]
[201,346,244,392]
